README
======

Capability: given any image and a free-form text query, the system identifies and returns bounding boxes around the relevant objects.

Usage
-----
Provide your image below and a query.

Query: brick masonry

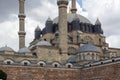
[0,62,120,80]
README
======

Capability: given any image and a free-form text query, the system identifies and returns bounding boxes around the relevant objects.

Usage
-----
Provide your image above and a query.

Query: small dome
[77,43,100,53]
[0,46,14,52]
[18,47,31,53]
[67,55,77,63]
[36,41,52,46]
[53,13,91,24]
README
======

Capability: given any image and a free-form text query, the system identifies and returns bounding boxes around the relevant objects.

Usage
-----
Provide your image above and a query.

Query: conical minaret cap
[46,17,52,22]
[35,25,41,32]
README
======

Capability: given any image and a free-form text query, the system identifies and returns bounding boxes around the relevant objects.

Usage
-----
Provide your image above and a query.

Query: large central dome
[53,13,91,24]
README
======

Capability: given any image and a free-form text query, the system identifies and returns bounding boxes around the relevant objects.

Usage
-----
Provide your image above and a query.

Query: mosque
[0,0,120,80]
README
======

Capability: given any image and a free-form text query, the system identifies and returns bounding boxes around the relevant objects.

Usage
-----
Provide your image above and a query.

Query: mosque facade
[0,0,120,80]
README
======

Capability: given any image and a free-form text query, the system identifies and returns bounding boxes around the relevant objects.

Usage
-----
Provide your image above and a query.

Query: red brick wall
[0,63,120,80]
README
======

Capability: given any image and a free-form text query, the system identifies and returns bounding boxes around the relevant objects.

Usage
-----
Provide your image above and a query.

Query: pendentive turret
[94,18,103,34]
[72,17,80,30]
[57,0,68,54]
[71,0,77,14]
[95,18,101,25]
[18,0,26,49]
[45,17,53,33]
[35,25,41,39]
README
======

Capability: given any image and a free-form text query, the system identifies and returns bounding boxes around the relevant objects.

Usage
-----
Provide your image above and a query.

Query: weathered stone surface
[0,63,120,80]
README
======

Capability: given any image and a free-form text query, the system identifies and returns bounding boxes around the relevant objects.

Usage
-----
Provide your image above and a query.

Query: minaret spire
[57,0,68,54]
[18,0,26,49]
[71,0,77,14]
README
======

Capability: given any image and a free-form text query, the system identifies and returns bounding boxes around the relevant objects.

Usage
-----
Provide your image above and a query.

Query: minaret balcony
[57,0,68,5]
[18,13,26,18]
[18,31,26,35]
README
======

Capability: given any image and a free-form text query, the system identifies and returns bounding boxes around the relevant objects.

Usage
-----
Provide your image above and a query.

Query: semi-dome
[77,43,100,53]
[0,46,14,52]
[18,47,31,53]
[67,55,77,63]
[53,13,91,24]
[36,41,52,46]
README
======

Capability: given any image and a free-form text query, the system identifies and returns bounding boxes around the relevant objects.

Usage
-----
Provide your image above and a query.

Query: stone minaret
[71,0,77,13]
[18,0,26,49]
[57,0,68,54]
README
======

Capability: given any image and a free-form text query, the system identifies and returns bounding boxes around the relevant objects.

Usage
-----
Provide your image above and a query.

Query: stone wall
[0,62,120,80]
[81,63,120,80]
[0,65,80,80]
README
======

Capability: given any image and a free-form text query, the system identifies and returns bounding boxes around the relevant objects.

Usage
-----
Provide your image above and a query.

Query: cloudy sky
[0,0,120,51]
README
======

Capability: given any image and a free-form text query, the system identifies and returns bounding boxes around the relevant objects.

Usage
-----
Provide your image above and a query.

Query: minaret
[71,0,77,13]
[57,0,68,54]
[18,0,26,49]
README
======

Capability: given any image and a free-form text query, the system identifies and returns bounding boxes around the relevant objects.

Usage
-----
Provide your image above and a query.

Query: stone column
[18,0,26,49]
[57,0,68,54]
[71,0,77,13]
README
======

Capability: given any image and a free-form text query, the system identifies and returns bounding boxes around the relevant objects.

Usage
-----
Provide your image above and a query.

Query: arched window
[54,64,58,68]
[4,59,14,65]
[92,53,94,60]
[99,38,102,45]
[52,62,60,68]
[6,61,11,65]
[32,52,37,57]
[37,61,46,67]
[84,36,93,43]
[85,53,91,60]
[24,62,28,66]
[68,47,76,55]
[83,54,85,60]
[21,60,31,66]
[66,63,73,68]
[0,70,7,80]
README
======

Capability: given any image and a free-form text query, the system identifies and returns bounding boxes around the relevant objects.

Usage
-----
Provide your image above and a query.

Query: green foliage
[0,70,7,80]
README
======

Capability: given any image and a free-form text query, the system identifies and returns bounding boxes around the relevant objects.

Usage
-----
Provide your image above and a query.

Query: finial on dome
[95,18,101,25]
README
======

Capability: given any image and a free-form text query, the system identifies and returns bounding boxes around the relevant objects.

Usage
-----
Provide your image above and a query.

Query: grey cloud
[0,0,18,22]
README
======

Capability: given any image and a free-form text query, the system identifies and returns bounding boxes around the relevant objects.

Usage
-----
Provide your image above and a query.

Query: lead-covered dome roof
[0,46,14,52]
[53,13,91,24]
[18,47,31,53]
[77,43,100,53]
[36,41,52,46]
[67,55,77,63]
